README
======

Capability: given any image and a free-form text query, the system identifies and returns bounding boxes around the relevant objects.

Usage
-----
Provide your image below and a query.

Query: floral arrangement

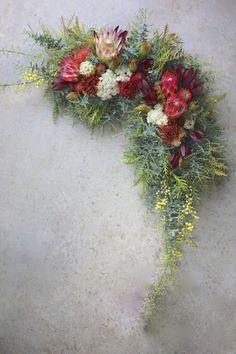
[1,11,228,328]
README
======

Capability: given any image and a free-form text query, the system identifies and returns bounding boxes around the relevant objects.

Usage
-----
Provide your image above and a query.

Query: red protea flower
[73,47,92,67]
[164,94,188,120]
[73,75,99,95]
[161,71,178,96]
[60,56,79,82]
[159,124,179,145]
[59,47,92,83]
[178,88,192,103]
[118,81,136,99]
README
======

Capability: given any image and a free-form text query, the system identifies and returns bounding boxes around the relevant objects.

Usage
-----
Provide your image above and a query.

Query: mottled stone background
[0,1,236,353]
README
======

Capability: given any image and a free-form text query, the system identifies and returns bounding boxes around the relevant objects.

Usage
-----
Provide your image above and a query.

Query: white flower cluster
[115,65,132,82]
[79,61,96,76]
[184,119,195,130]
[147,104,168,126]
[97,69,119,100]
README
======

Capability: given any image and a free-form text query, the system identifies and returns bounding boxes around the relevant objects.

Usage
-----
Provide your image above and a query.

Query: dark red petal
[119,30,128,41]
[175,64,183,78]
[170,151,181,168]
[191,82,204,96]
[180,142,190,157]
[139,58,153,70]
[189,78,197,91]
[52,78,68,91]
[189,130,204,143]
[182,68,196,87]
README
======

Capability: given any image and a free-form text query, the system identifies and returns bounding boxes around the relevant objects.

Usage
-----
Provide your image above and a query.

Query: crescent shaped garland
[0,10,228,328]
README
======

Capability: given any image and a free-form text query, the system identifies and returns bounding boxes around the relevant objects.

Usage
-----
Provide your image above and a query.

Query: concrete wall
[0,1,236,353]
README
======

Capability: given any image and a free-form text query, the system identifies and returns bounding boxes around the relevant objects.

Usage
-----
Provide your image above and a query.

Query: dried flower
[79,61,96,76]
[115,65,132,82]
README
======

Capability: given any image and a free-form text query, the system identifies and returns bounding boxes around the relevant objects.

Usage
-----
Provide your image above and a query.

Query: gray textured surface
[0,1,236,353]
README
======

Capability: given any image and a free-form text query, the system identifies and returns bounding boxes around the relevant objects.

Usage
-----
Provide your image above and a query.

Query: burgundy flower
[144,91,158,105]
[189,130,204,143]
[139,58,153,71]
[180,142,191,157]
[52,78,68,91]
[131,72,157,105]
[170,142,191,169]
[170,150,181,168]
[130,72,146,89]
[119,80,137,99]
[189,81,204,96]
[182,68,196,87]
[181,68,204,96]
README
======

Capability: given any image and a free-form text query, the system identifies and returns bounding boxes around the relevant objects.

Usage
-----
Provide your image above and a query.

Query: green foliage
[26,26,63,49]
[150,25,183,77]
[124,9,149,59]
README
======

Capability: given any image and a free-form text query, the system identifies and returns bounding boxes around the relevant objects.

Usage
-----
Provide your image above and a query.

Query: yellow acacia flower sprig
[144,175,200,327]
[22,71,45,88]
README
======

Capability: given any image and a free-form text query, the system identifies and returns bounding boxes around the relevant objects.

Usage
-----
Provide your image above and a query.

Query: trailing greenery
[123,91,227,326]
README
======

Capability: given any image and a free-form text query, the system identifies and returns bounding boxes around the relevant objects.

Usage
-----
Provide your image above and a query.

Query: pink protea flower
[178,88,192,103]
[59,47,91,83]
[161,71,178,96]
[94,26,128,69]
[164,94,188,120]
[59,56,79,82]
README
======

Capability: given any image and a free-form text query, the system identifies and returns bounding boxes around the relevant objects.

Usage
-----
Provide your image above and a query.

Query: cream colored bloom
[115,65,132,82]
[97,69,119,100]
[79,61,96,76]
[184,119,195,130]
[147,104,168,126]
